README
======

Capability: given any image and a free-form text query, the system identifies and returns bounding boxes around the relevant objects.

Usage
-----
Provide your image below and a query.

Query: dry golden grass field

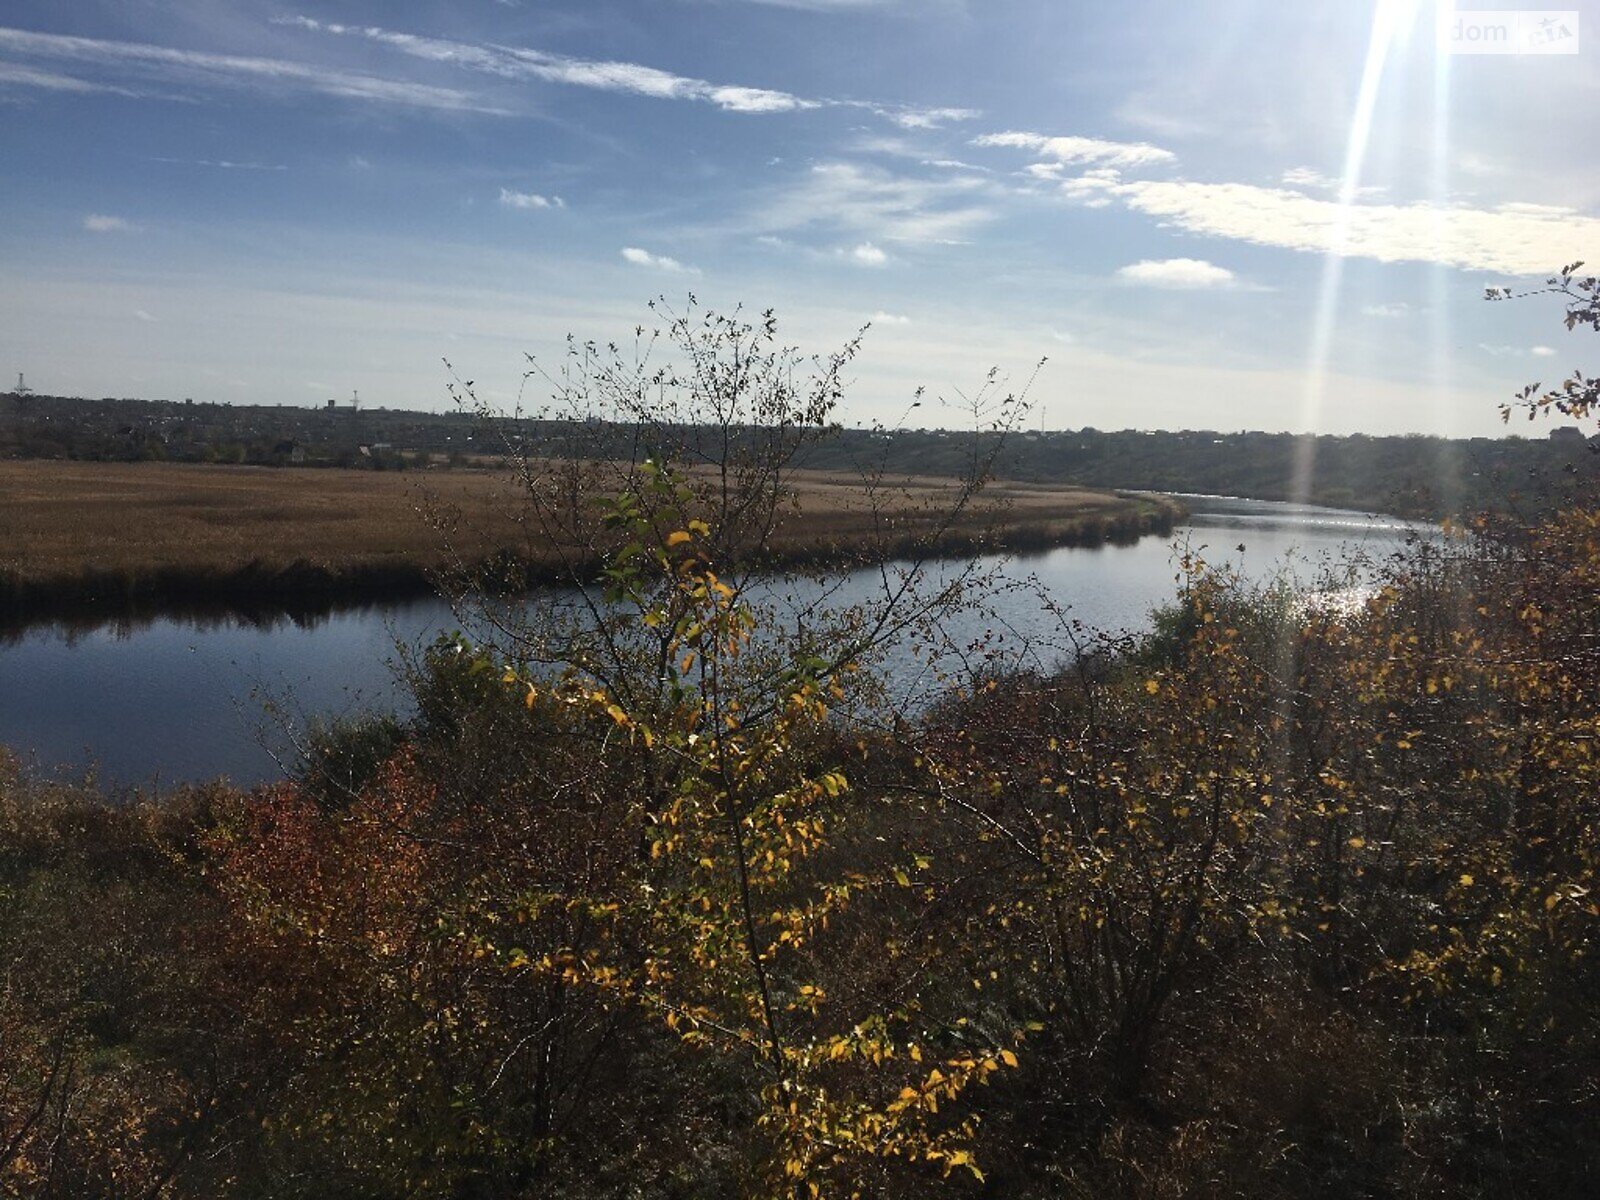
[0,460,1177,614]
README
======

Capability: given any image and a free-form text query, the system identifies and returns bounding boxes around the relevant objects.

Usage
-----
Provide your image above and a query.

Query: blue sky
[1,0,1596,435]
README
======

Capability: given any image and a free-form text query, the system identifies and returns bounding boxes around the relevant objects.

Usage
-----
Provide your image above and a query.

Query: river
[0,496,1433,788]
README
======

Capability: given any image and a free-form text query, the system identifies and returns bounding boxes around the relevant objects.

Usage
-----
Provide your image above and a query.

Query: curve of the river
[0,496,1435,787]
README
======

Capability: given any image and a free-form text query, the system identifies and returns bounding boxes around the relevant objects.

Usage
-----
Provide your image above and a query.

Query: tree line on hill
[4,387,1595,519]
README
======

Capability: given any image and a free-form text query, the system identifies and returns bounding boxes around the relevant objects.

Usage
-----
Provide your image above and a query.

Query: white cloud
[84,214,134,232]
[922,158,989,173]
[1056,167,1121,208]
[1017,158,1127,208]
[1361,302,1410,317]
[283,18,974,127]
[975,133,1597,277]
[1282,166,1335,190]
[621,246,698,273]
[133,308,156,322]
[758,161,995,244]
[0,26,495,112]
[972,130,1176,169]
[1497,201,1577,218]
[869,310,911,325]
[499,188,564,210]
[1113,180,1600,276]
[1531,344,1558,357]
[707,84,810,113]
[1116,258,1237,288]
[889,105,980,130]
[850,242,888,266]
[1280,165,1386,199]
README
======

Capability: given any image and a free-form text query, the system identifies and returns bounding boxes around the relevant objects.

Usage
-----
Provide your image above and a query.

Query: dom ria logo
[1442,10,1579,54]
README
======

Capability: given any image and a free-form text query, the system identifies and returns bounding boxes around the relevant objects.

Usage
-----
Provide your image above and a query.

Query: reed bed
[0,460,1178,622]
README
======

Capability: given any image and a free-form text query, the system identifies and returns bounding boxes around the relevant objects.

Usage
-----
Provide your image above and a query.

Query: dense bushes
[2,500,1597,1197]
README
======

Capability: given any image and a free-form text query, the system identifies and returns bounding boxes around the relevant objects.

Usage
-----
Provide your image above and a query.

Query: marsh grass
[0,460,1178,622]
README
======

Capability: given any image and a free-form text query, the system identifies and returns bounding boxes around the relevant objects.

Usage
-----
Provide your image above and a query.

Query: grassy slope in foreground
[0,460,1179,619]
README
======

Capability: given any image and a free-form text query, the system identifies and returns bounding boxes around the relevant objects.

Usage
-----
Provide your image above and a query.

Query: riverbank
[0,461,1181,629]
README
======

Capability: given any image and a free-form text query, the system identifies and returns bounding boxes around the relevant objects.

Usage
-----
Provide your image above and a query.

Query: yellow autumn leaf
[666,530,693,547]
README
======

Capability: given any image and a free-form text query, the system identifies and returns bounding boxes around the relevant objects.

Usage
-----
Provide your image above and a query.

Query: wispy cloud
[1480,343,1562,359]
[499,188,564,209]
[0,60,139,96]
[133,308,157,322]
[1281,165,1385,198]
[972,130,1176,169]
[621,246,698,273]
[848,241,888,266]
[1117,258,1236,288]
[976,131,1600,276]
[150,156,287,171]
[1041,166,1122,208]
[0,26,496,113]
[890,105,979,130]
[84,213,135,232]
[732,0,913,8]
[1361,302,1410,318]
[868,310,912,325]
[758,161,995,244]
[733,0,973,11]
[282,17,975,127]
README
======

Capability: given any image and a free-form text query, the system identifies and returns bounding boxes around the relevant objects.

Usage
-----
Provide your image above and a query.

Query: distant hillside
[3,390,1594,519]
[799,425,1600,519]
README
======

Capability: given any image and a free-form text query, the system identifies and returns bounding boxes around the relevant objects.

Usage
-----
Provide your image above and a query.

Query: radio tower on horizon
[14,372,32,396]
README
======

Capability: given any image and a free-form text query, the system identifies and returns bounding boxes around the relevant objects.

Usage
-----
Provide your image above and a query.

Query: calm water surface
[0,497,1432,787]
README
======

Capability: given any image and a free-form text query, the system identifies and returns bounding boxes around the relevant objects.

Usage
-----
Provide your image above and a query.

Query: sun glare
[1294,0,1428,504]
